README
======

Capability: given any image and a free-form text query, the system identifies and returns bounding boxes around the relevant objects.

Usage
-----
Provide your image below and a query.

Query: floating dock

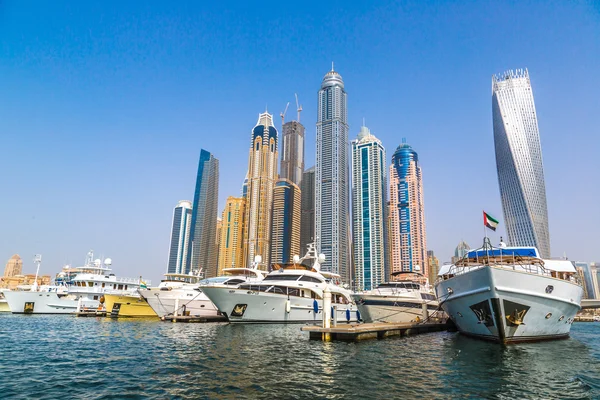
[75,310,107,317]
[161,315,228,323]
[301,321,448,341]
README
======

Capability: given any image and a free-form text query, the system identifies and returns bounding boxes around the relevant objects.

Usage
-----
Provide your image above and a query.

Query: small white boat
[140,268,267,318]
[201,243,359,324]
[435,238,583,344]
[352,274,439,324]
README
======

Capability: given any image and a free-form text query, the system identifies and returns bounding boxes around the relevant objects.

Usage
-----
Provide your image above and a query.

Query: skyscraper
[451,240,471,264]
[167,200,193,275]
[280,120,305,187]
[270,178,301,265]
[427,250,439,285]
[388,140,428,279]
[300,167,315,256]
[351,125,387,291]
[215,217,222,274]
[187,149,219,277]
[243,112,278,269]
[3,254,23,277]
[315,66,350,282]
[492,69,551,258]
[218,197,247,274]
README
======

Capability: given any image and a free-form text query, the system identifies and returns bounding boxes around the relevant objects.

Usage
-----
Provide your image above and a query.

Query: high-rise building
[315,66,350,282]
[270,179,301,265]
[451,240,471,264]
[215,217,222,275]
[300,167,316,257]
[243,112,278,269]
[388,140,428,279]
[427,250,439,285]
[280,120,305,187]
[167,200,193,275]
[218,197,247,274]
[3,254,23,277]
[351,125,387,291]
[187,149,219,277]
[492,69,551,258]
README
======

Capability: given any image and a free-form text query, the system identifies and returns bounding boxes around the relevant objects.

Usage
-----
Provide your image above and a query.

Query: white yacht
[140,268,267,318]
[201,244,359,324]
[435,238,583,344]
[4,252,148,314]
[351,273,439,324]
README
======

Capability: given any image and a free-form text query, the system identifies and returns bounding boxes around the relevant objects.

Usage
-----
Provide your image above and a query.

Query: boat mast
[31,254,42,292]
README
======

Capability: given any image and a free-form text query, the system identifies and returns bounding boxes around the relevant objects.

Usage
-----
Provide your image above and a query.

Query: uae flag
[483,211,499,231]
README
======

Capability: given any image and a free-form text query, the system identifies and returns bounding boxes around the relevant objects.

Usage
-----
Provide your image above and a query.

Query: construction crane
[280,102,290,127]
[295,93,302,122]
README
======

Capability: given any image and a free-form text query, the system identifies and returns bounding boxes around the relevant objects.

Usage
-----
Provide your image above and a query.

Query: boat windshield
[263,275,301,281]
[377,282,420,290]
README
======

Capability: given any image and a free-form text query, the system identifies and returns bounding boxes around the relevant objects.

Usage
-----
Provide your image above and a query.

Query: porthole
[457,312,463,318]
[558,315,564,321]
[545,313,552,319]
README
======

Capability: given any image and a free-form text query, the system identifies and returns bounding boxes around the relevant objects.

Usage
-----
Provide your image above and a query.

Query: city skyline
[2,2,598,285]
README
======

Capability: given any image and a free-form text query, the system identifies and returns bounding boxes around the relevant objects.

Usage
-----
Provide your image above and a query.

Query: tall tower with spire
[243,111,279,268]
[315,65,350,282]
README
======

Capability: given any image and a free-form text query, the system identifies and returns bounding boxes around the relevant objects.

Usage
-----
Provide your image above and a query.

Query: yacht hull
[3,291,81,314]
[352,294,439,324]
[139,288,219,318]
[103,294,158,318]
[202,286,359,324]
[0,300,11,312]
[435,266,583,344]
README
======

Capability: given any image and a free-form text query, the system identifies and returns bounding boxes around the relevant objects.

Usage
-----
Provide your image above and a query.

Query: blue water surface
[1,315,599,399]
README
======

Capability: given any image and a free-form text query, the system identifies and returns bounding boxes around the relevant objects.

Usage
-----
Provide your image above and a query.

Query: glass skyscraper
[168,200,193,275]
[351,125,387,291]
[388,140,428,278]
[315,67,350,282]
[300,167,315,257]
[187,149,219,277]
[270,178,301,265]
[492,69,551,258]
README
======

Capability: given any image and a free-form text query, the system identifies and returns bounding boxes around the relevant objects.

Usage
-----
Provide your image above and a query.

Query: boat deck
[301,321,449,341]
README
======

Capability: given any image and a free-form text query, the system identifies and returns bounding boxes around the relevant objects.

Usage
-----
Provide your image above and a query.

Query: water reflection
[0,314,598,399]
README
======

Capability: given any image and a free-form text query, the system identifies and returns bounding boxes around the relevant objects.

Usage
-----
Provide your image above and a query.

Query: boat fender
[313,299,319,314]
[99,296,105,304]
[346,308,350,322]
[356,309,361,322]
[285,299,291,313]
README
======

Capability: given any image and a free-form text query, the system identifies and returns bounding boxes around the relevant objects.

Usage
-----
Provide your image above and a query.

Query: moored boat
[352,273,439,324]
[201,243,359,324]
[103,293,157,318]
[435,238,583,344]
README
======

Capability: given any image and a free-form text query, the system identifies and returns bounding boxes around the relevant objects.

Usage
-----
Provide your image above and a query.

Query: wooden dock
[161,314,228,323]
[301,321,448,341]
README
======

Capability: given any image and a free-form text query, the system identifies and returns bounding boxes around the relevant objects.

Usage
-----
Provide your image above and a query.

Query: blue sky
[1,1,598,283]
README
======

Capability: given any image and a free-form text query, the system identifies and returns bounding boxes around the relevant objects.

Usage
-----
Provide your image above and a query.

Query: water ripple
[1,315,599,399]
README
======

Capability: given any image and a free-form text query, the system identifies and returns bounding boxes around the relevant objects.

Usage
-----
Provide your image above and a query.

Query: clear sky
[1,1,599,284]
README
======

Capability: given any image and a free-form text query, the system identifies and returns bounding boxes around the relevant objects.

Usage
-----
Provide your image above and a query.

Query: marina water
[1,315,600,399]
